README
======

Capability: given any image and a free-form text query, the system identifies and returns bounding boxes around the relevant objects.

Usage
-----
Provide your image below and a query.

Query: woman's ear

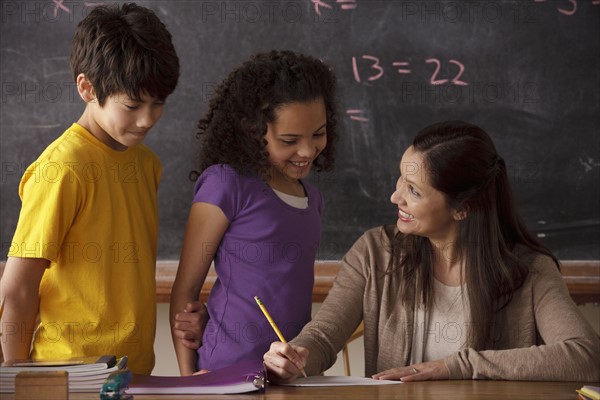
[76,73,96,103]
[453,204,469,221]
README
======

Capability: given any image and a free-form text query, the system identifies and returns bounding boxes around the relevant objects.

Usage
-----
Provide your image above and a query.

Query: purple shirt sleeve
[193,164,242,221]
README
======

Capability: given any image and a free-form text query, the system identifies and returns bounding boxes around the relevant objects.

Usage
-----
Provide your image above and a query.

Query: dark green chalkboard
[1,0,599,260]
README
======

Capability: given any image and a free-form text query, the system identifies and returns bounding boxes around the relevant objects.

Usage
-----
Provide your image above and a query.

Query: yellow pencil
[254,296,286,342]
[254,296,307,378]
[0,298,4,337]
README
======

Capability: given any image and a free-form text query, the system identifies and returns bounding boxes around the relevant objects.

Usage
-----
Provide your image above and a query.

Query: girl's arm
[170,202,229,376]
[0,257,48,361]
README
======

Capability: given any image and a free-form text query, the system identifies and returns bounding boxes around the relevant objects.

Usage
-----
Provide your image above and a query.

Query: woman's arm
[445,255,600,381]
[170,202,229,376]
[286,233,371,375]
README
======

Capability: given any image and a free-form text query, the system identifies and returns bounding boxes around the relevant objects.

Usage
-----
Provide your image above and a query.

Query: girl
[170,50,338,375]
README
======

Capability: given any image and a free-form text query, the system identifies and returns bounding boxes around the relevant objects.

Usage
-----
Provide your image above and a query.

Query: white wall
[153,302,600,376]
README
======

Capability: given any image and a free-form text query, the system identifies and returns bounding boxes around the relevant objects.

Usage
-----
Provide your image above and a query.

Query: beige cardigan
[292,226,600,381]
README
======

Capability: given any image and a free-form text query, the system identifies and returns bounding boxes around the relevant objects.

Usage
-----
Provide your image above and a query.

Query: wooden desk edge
[1,380,598,400]
[0,260,598,304]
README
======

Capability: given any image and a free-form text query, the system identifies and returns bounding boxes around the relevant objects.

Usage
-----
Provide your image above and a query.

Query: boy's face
[87,92,165,151]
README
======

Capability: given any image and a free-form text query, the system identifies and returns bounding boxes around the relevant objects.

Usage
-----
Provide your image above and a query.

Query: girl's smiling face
[390,146,463,243]
[264,98,327,193]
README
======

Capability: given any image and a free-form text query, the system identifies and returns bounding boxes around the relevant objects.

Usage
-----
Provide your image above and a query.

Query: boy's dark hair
[70,3,179,105]
[195,50,338,179]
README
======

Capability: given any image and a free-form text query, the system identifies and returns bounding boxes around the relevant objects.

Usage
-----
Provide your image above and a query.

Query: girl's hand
[173,301,209,350]
[263,342,309,383]
[372,360,450,382]
[193,369,210,375]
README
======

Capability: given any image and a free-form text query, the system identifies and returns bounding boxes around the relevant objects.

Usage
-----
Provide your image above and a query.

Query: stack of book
[0,355,126,393]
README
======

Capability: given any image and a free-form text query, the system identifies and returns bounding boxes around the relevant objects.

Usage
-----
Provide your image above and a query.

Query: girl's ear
[76,73,96,103]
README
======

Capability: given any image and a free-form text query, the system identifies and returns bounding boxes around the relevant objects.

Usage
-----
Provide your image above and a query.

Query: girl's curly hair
[193,50,338,180]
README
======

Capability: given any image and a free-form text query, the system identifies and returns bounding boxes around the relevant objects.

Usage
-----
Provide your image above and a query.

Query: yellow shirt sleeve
[9,159,82,261]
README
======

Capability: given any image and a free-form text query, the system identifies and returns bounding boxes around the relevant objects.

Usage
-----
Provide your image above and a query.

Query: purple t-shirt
[193,164,323,371]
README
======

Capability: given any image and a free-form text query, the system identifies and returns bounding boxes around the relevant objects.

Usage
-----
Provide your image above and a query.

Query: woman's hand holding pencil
[254,296,308,381]
[263,341,310,383]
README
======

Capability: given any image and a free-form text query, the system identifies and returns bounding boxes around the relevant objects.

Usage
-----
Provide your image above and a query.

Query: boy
[0,3,179,374]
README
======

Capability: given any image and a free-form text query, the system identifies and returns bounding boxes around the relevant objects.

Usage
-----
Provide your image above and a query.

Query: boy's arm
[170,202,229,376]
[0,257,49,361]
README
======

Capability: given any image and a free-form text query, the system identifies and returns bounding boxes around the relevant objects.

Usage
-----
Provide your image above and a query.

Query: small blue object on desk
[100,369,132,400]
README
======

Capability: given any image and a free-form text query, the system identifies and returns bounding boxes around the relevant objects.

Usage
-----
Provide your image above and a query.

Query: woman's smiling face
[390,145,462,243]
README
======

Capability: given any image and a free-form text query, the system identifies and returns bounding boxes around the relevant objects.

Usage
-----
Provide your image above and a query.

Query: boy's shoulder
[37,123,159,163]
[34,124,89,163]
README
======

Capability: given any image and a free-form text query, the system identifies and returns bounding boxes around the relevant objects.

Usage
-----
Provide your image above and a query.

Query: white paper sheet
[278,376,403,387]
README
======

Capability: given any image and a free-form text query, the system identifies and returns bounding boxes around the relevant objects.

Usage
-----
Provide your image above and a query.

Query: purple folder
[127,359,266,395]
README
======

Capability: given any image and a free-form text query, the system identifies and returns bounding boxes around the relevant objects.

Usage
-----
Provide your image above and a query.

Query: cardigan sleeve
[290,232,369,375]
[445,254,600,382]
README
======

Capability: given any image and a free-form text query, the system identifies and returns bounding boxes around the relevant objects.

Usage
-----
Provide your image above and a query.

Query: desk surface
[4,380,594,400]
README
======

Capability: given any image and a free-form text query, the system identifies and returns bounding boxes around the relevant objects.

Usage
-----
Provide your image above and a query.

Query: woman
[264,120,600,382]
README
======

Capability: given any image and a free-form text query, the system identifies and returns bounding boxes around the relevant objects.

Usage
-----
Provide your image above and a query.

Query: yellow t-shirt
[8,123,161,374]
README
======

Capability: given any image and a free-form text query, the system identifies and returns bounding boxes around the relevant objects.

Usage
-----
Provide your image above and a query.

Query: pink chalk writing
[52,0,69,17]
[311,0,356,16]
[353,55,469,86]
[558,0,577,15]
[311,0,332,15]
[425,59,468,86]
[337,0,358,11]
[346,109,368,122]
[52,1,103,16]
[392,61,412,74]
[533,0,598,15]
[426,58,448,85]
[352,55,384,83]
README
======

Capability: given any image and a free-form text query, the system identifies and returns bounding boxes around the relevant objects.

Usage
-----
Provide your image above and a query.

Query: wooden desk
[0,260,599,304]
[1,380,594,400]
